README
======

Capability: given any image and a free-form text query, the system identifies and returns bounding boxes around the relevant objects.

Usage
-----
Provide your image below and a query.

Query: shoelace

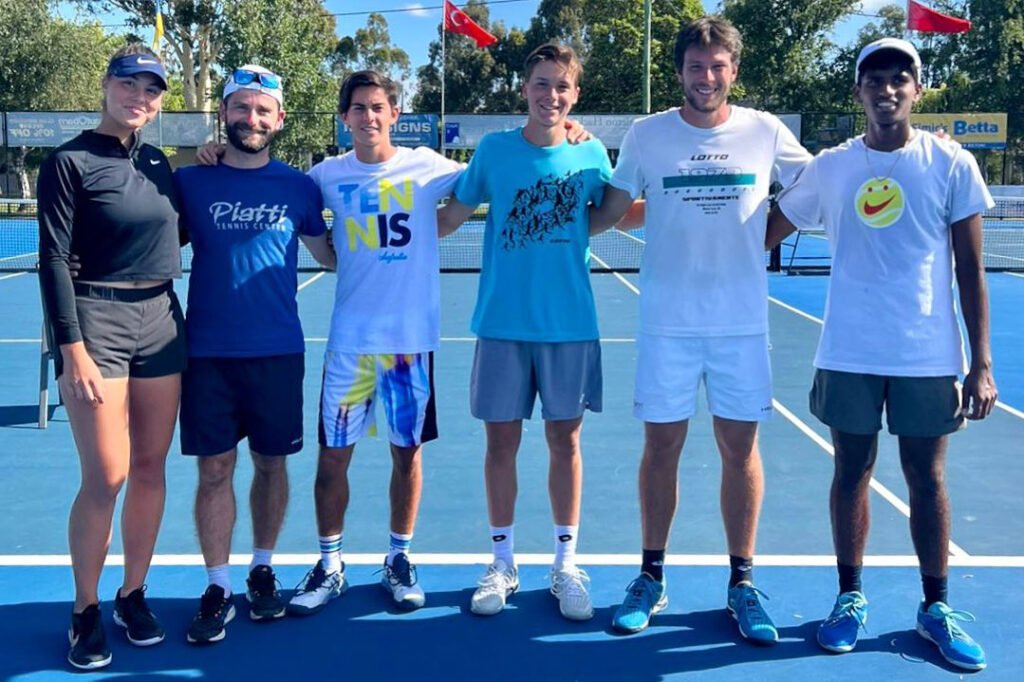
[827,595,868,629]
[623,577,657,608]
[385,559,418,587]
[478,565,512,590]
[935,608,977,640]
[198,590,229,619]
[735,585,772,623]
[250,570,280,597]
[555,568,590,598]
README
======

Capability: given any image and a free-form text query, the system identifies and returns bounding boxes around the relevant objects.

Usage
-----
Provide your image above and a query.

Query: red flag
[907,0,971,33]
[444,0,498,48]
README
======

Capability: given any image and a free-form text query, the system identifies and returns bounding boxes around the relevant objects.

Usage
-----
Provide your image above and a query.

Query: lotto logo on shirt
[209,201,293,232]
[855,178,905,229]
[336,179,413,262]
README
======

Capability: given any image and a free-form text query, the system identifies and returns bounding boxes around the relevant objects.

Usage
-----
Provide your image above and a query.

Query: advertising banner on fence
[4,112,216,147]
[336,113,437,148]
[442,113,802,150]
[911,113,1007,149]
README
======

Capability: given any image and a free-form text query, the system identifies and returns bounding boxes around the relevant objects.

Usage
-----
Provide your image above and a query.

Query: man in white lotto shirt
[287,70,462,615]
[589,15,811,644]
[767,38,995,671]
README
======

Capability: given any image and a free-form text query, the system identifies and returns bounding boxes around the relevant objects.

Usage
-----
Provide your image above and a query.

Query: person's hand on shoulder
[196,142,227,166]
[565,119,592,144]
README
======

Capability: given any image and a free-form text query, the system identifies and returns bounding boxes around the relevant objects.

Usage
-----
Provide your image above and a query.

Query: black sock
[922,574,948,608]
[837,563,863,594]
[641,549,665,582]
[729,555,753,587]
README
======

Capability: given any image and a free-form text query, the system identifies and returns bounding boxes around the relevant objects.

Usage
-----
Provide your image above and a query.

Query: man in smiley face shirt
[768,39,995,670]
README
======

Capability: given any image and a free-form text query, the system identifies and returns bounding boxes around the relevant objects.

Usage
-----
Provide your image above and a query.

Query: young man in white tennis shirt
[590,16,811,644]
[768,39,996,671]
[287,71,463,615]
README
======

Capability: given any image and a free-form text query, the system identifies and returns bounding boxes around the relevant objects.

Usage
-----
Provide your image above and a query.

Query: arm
[589,185,635,235]
[37,154,105,404]
[437,198,478,238]
[951,213,997,420]
[300,232,336,271]
[766,205,799,250]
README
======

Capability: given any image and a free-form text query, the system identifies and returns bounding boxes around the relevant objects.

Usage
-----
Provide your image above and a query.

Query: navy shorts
[180,353,305,456]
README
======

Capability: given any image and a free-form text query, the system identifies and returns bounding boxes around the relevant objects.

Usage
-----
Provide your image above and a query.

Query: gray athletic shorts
[810,368,964,437]
[54,281,186,380]
[470,338,602,421]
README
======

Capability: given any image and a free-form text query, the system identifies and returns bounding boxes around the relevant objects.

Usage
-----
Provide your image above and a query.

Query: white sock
[553,524,579,569]
[490,525,514,567]
[207,563,232,597]
[388,531,413,565]
[319,534,343,575]
[250,547,273,571]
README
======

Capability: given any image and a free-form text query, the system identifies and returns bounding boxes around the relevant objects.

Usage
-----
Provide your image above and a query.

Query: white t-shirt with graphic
[309,146,463,354]
[778,132,994,376]
[611,106,811,336]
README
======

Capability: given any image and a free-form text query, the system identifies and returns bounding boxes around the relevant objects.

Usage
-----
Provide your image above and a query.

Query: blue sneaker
[611,573,667,633]
[916,601,987,671]
[727,581,778,645]
[817,591,868,653]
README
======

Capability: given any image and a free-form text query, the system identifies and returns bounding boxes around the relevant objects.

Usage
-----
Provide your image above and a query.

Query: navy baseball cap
[107,54,168,90]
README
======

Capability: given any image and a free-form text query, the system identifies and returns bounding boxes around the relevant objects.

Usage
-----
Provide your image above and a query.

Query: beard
[226,120,277,154]
[683,83,730,113]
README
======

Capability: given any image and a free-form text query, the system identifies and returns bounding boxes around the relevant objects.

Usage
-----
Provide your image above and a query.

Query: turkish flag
[444,0,498,48]
[907,0,971,33]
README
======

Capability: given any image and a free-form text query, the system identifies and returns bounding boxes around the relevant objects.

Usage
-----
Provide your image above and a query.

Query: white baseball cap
[855,38,921,83]
[222,64,284,106]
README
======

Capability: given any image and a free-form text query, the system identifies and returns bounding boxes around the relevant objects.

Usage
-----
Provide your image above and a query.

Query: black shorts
[53,281,186,380]
[180,353,305,456]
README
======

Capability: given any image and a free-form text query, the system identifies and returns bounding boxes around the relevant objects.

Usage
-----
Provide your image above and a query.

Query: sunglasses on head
[232,69,281,89]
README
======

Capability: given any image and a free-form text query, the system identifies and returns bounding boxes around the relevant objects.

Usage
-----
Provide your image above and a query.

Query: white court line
[768,297,1024,421]
[297,271,327,291]
[1,553,1020,568]
[772,400,969,558]
[0,272,27,281]
[1006,272,1024,279]
[613,228,646,245]
[604,247,975,556]
[591,253,640,294]
[0,251,36,263]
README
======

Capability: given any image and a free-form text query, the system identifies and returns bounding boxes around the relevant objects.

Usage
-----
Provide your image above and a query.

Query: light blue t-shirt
[454,129,611,341]
[175,160,327,357]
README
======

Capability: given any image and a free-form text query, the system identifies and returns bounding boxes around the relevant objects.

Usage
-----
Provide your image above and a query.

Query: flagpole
[441,15,447,154]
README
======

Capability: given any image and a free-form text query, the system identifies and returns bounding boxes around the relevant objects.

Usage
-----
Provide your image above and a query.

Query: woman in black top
[37,44,185,670]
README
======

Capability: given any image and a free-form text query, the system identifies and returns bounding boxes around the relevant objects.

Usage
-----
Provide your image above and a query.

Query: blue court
[1,226,1022,680]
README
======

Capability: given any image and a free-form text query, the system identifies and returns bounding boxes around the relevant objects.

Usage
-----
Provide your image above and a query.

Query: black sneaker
[186,585,236,644]
[246,565,286,621]
[68,604,112,670]
[113,585,165,646]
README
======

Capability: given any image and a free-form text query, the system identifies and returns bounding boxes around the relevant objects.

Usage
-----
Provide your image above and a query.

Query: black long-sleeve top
[37,130,181,345]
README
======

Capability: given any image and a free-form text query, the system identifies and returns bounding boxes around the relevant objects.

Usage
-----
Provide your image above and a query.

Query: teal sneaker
[727,581,778,645]
[611,573,667,634]
[817,591,868,653]
[916,601,987,671]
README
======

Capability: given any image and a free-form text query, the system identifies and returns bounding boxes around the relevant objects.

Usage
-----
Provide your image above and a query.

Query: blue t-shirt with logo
[174,161,326,357]
[454,129,611,341]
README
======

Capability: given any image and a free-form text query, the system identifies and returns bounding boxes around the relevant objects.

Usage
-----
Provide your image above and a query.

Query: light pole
[643,0,652,113]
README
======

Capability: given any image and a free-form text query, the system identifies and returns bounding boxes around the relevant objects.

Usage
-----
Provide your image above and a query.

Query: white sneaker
[550,565,593,621]
[287,560,347,616]
[470,560,519,616]
[381,553,426,610]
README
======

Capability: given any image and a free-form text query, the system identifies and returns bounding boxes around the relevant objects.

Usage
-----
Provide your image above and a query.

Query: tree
[580,0,705,113]
[72,0,224,110]
[219,0,339,166]
[412,1,512,113]
[723,0,856,112]
[337,12,412,95]
[1,0,120,196]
